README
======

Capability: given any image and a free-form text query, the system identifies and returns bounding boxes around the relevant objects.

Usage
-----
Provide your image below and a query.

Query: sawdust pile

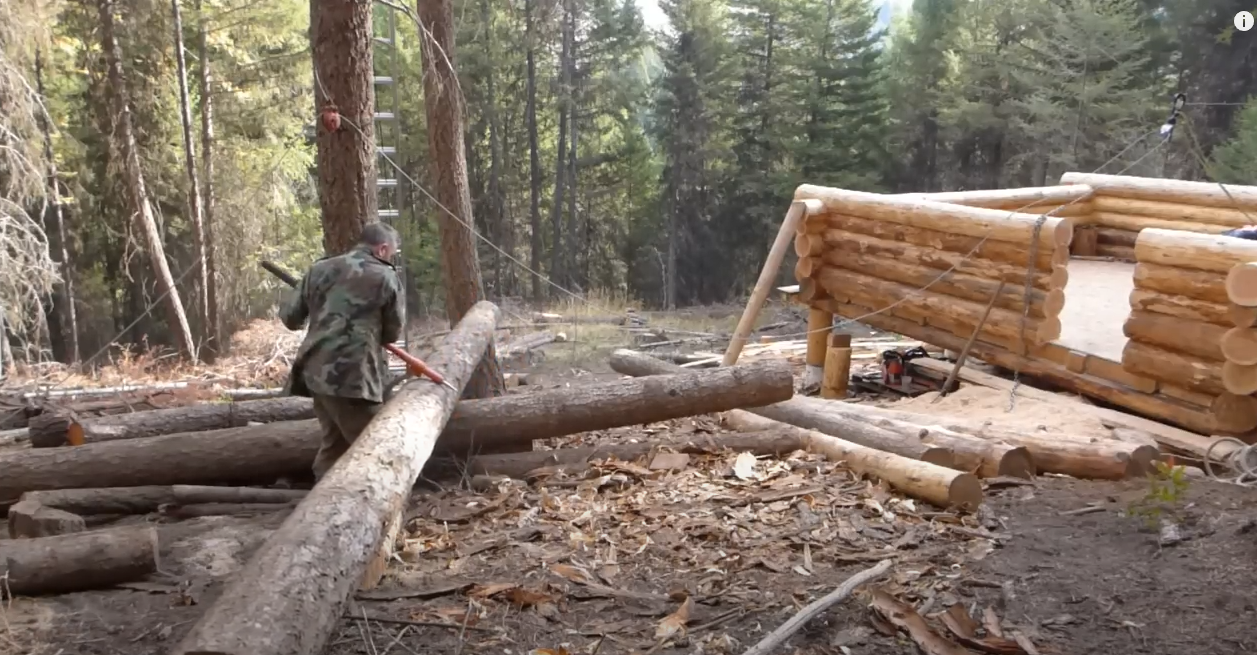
[884,385,1113,440]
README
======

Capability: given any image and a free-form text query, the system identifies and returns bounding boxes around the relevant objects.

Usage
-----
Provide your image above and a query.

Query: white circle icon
[1237,11,1254,31]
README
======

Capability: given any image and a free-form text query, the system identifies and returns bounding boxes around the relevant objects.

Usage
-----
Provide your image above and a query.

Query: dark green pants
[311,394,382,479]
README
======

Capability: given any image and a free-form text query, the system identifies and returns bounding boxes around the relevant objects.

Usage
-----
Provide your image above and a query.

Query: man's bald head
[360,222,401,260]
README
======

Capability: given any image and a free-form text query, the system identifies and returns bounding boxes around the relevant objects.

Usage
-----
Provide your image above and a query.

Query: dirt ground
[4,301,1257,655]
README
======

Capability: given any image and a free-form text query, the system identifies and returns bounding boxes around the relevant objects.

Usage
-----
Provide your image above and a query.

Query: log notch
[608,349,953,467]
[171,300,501,655]
[0,525,159,595]
[48,396,316,447]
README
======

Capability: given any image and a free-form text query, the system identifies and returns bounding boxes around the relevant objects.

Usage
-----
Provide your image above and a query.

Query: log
[1129,288,1230,325]
[896,185,1094,209]
[1091,195,1256,227]
[0,420,322,502]
[171,301,501,655]
[8,501,86,538]
[607,349,954,467]
[0,525,159,595]
[14,485,306,517]
[1232,303,1257,327]
[821,227,1067,290]
[1122,310,1227,361]
[1222,361,1257,395]
[805,308,831,388]
[1133,263,1228,303]
[811,398,1155,480]
[53,396,316,448]
[1122,339,1224,396]
[1222,327,1257,365]
[1226,262,1257,307]
[820,238,1064,318]
[719,409,982,510]
[794,184,1074,248]
[1071,226,1098,256]
[441,360,797,446]
[1094,212,1233,235]
[815,267,1060,348]
[1096,227,1138,248]
[823,214,1065,269]
[1060,172,1257,211]
[821,333,851,400]
[1094,243,1136,261]
[0,427,27,445]
[725,199,821,366]
[816,297,1251,444]
[1133,228,1257,273]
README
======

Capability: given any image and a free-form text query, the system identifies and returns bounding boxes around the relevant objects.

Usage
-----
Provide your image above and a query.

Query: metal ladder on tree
[373,3,406,350]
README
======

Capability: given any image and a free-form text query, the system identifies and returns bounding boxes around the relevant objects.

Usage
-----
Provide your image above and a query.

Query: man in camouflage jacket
[280,222,405,479]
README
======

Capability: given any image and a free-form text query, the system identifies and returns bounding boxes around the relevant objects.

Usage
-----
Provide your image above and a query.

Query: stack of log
[1224,259,1257,396]
[1120,228,1257,434]
[792,185,1073,356]
[1060,172,1257,260]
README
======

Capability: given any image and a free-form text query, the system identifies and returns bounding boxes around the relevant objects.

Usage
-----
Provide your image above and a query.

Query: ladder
[373,4,406,350]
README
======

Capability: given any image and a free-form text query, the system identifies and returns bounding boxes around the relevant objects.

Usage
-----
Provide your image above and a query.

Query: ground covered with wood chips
[4,415,1257,655]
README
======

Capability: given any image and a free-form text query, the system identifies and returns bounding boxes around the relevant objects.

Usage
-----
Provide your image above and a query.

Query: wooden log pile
[793,184,1073,358]
[1120,228,1257,433]
[1060,172,1257,260]
[1224,259,1257,397]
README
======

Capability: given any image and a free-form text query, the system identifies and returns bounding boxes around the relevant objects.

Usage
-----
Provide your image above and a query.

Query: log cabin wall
[1060,172,1257,261]
[791,181,1257,438]
[1122,227,1257,435]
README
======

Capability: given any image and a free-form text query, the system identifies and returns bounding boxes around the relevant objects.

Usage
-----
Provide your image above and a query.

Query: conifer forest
[2,0,1256,367]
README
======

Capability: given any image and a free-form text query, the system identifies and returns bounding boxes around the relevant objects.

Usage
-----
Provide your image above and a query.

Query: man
[280,222,404,479]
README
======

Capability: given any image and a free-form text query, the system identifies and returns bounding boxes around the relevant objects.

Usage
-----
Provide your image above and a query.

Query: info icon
[1237,11,1254,31]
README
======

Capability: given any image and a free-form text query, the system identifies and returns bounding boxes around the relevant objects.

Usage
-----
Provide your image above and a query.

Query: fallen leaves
[869,588,1038,655]
[655,596,694,640]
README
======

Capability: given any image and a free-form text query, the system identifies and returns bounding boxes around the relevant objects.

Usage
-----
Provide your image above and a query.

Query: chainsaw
[880,346,931,387]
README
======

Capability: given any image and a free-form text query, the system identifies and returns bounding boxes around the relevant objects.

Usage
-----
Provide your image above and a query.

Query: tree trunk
[50,396,318,447]
[311,0,376,255]
[442,360,795,447]
[171,0,212,356]
[607,349,955,466]
[548,0,572,293]
[0,526,159,596]
[196,0,220,354]
[481,0,507,296]
[565,0,580,291]
[525,0,543,303]
[171,302,501,655]
[34,49,81,364]
[97,0,197,360]
[417,0,505,400]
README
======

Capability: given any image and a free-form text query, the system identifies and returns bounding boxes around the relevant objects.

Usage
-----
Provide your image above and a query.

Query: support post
[723,199,822,366]
[805,308,832,388]
[821,333,851,399]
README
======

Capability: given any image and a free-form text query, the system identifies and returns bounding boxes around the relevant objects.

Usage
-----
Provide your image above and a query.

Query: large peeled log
[1133,262,1229,303]
[1122,310,1226,361]
[1122,339,1225,396]
[823,213,1065,270]
[794,184,1073,248]
[52,396,316,448]
[1061,172,1257,211]
[0,526,159,595]
[1091,195,1254,227]
[1133,228,1257,273]
[1129,288,1230,325]
[172,301,501,655]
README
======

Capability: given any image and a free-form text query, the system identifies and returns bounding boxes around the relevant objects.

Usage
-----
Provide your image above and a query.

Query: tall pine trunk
[97,0,197,360]
[311,0,377,256]
[417,0,505,399]
[525,0,543,303]
[481,0,507,297]
[34,49,80,364]
[548,0,573,295]
[565,3,580,292]
[196,0,219,351]
[171,0,213,356]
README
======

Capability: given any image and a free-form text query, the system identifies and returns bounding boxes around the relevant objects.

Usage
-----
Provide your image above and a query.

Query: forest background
[2,0,1257,367]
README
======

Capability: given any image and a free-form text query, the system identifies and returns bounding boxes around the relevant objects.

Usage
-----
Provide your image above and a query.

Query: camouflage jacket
[280,244,404,403]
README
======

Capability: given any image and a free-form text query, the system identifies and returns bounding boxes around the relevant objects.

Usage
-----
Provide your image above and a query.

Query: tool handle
[385,343,446,385]
[260,260,301,288]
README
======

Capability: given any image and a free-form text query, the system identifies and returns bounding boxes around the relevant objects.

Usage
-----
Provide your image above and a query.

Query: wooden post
[723,199,822,366]
[821,333,851,399]
[1072,225,1098,257]
[805,308,832,388]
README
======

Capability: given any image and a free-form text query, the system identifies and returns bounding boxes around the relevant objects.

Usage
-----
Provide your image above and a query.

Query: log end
[948,473,984,512]
[1222,327,1257,366]
[1048,264,1069,290]
[8,500,87,539]
[1230,303,1257,328]
[1036,316,1063,344]
[1044,288,1066,318]
[1225,261,1257,307]
[1126,445,1161,478]
[66,421,87,446]
[1211,392,1257,433]
[996,446,1036,480]
[795,257,817,280]
[921,447,956,469]
[1222,360,1257,396]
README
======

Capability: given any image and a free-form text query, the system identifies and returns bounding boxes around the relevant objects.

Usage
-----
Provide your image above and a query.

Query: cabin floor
[1055,259,1135,363]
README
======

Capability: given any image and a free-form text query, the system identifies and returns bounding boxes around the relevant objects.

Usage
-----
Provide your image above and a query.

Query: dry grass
[0,586,52,655]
